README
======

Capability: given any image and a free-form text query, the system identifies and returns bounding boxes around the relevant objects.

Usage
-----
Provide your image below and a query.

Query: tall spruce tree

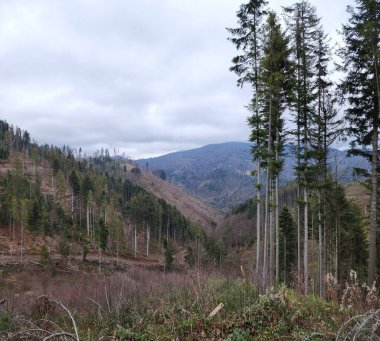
[258,11,292,285]
[227,0,267,275]
[309,26,342,297]
[339,0,380,286]
[284,0,321,295]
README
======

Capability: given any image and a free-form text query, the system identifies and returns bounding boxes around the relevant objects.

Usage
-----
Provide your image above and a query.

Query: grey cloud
[0,0,353,159]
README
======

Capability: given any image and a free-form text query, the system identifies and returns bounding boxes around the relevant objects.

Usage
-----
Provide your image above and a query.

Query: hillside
[122,161,223,232]
[0,120,223,268]
[136,141,368,211]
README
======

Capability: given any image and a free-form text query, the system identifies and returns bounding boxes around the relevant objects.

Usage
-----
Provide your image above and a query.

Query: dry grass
[2,263,380,340]
[1,263,195,316]
[2,263,244,340]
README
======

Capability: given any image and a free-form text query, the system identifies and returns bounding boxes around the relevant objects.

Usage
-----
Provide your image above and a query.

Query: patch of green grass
[225,327,251,340]
[0,312,12,332]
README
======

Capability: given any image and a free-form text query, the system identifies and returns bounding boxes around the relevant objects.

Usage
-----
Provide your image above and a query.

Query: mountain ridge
[136,141,368,211]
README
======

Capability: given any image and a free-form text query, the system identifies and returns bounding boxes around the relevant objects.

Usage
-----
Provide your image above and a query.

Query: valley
[137,142,368,211]
[1,0,380,339]
[0,121,374,340]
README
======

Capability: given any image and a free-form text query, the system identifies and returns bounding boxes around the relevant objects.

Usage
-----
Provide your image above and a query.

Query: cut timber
[208,303,224,318]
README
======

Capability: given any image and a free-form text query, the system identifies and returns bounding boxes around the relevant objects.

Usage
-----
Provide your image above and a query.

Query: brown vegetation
[123,162,223,232]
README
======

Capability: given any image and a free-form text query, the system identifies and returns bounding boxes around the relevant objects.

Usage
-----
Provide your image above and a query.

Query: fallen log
[208,303,224,318]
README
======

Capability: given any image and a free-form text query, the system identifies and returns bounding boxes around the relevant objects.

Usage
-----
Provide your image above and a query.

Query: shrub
[82,245,89,262]
[163,239,174,271]
[58,240,70,259]
[131,167,141,175]
[184,245,195,267]
[39,245,51,265]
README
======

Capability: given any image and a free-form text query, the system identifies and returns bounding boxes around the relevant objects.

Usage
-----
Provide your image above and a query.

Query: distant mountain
[136,142,368,211]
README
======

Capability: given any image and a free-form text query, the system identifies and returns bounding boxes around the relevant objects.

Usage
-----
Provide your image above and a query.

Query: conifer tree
[339,0,380,285]
[284,0,320,294]
[308,25,342,297]
[163,238,174,271]
[228,0,267,274]
[258,11,292,285]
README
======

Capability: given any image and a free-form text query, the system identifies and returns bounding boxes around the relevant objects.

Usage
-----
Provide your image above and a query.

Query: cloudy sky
[0,0,353,159]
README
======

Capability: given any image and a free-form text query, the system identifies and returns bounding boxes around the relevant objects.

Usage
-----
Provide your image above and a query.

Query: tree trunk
[268,94,274,286]
[318,192,323,298]
[9,216,12,241]
[71,189,74,222]
[263,170,269,284]
[275,174,279,284]
[275,128,280,284]
[86,202,90,236]
[116,225,119,265]
[284,235,287,285]
[297,147,301,276]
[270,179,274,286]
[304,186,308,295]
[335,217,339,281]
[20,219,24,265]
[134,224,137,258]
[256,170,261,273]
[92,207,95,244]
[368,56,380,286]
[146,222,150,258]
[98,247,102,274]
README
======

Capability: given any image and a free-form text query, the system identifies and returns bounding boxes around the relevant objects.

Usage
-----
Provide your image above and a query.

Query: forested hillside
[0,120,223,267]
[221,181,367,283]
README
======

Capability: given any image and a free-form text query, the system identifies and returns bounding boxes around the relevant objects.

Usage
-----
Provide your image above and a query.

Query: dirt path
[0,251,162,267]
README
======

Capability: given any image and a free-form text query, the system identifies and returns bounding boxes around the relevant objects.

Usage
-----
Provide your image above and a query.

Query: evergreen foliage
[0,119,194,263]
[228,0,372,296]
[339,0,380,285]
[279,206,297,284]
[163,238,174,271]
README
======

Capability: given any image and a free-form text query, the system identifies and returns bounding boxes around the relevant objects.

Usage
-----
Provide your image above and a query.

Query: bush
[184,245,196,267]
[39,245,51,265]
[82,245,89,262]
[58,240,70,259]
[163,239,174,271]
[131,167,141,175]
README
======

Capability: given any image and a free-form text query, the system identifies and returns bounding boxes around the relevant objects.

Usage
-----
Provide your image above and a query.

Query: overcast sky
[0,0,353,159]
